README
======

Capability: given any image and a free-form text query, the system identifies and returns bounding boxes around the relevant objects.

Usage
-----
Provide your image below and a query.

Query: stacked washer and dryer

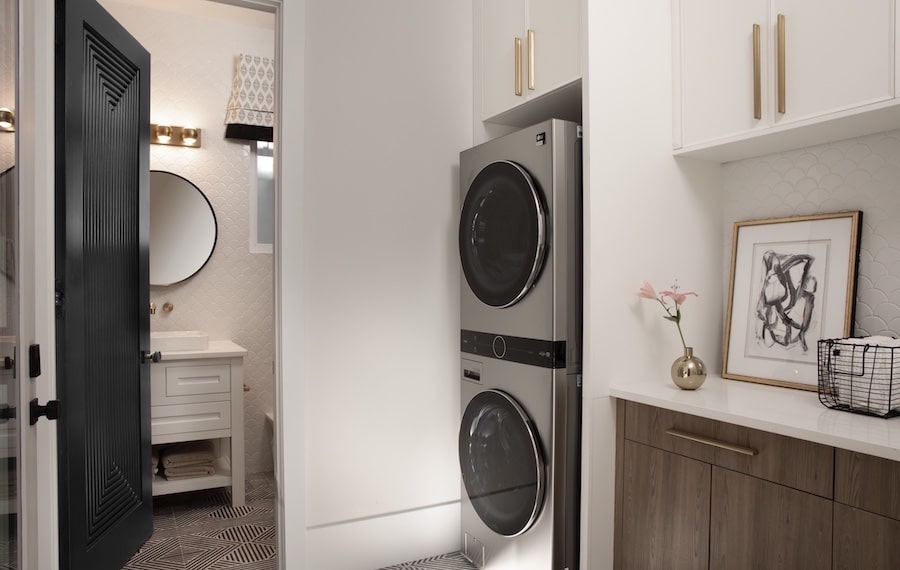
[457,119,582,570]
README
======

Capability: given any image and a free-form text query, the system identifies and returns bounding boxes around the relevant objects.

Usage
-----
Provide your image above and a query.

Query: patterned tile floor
[377,553,476,570]
[124,472,276,570]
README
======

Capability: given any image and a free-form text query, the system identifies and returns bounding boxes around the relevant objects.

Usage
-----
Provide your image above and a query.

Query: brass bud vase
[671,346,707,390]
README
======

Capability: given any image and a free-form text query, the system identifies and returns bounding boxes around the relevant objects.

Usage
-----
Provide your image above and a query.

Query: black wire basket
[818,339,900,418]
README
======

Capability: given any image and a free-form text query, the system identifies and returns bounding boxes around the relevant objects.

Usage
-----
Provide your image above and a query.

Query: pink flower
[659,289,698,308]
[636,280,698,349]
[637,281,657,300]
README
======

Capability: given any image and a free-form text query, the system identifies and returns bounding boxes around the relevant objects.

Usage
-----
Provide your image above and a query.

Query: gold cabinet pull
[777,13,786,114]
[665,428,759,456]
[527,29,535,90]
[753,23,761,120]
[515,37,522,96]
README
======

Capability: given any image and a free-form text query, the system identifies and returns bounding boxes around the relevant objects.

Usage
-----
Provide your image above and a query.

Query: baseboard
[306,501,461,570]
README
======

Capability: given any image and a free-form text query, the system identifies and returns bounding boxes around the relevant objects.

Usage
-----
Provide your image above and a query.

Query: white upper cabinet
[775,0,892,125]
[479,0,581,122]
[675,0,896,159]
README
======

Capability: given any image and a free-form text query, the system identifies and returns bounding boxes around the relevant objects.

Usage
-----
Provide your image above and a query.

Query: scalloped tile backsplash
[724,129,900,338]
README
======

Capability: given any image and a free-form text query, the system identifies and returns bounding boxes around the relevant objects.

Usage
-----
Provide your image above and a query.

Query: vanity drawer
[625,401,718,463]
[151,401,231,437]
[152,362,231,402]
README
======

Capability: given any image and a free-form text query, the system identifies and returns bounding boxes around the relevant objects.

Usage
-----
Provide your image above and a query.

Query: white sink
[151,330,209,352]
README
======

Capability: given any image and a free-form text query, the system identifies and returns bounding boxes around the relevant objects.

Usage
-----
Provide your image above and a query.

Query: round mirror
[150,170,217,286]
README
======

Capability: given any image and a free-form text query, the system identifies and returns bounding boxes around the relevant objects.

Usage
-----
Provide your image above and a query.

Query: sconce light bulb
[155,124,172,142]
[182,128,198,144]
[0,108,14,131]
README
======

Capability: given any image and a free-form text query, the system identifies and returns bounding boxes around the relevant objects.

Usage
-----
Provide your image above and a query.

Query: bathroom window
[250,141,274,253]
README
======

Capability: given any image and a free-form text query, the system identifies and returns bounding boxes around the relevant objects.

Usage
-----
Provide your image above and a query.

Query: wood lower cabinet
[616,401,838,570]
[710,467,832,569]
[621,440,710,569]
[833,450,900,569]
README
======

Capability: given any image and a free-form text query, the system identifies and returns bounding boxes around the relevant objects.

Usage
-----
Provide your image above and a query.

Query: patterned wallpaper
[723,129,900,338]
[102,0,276,475]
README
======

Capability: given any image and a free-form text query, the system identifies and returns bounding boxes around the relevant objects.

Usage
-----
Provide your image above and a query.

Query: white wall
[298,1,472,568]
[580,2,723,568]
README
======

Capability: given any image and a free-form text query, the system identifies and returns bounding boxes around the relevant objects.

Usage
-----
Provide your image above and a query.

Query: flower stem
[676,321,687,350]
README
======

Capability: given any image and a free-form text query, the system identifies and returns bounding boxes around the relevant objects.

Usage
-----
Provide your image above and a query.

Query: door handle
[30,399,60,425]
[142,350,161,364]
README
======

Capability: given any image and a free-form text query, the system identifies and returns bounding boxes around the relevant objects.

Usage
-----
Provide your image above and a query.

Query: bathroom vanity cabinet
[150,340,246,507]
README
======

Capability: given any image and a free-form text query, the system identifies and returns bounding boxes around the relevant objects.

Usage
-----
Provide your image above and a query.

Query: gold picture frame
[722,211,863,390]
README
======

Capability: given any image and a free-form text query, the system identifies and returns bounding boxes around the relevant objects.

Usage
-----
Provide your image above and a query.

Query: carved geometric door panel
[55,0,151,567]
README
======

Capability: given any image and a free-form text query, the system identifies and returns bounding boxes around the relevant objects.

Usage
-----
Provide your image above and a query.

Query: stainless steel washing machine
[458,119,582,569]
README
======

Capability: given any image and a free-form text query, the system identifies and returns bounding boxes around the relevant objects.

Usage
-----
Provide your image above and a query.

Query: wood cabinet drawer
[624,401,717,463]
[624,402,833,497]
[151,401,231,436]
[835,449,900,520]
[152,362,231,403]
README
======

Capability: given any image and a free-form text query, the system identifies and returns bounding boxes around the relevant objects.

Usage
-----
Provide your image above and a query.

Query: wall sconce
[0,108,14,132]
[150,123,201,148]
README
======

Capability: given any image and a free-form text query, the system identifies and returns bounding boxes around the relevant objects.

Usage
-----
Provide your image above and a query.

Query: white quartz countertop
[610,375,900,462]
[158,340,247,361]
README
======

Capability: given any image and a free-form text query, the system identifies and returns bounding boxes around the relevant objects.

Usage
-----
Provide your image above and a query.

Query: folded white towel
[163,464,216,480]
[161,440,216,468]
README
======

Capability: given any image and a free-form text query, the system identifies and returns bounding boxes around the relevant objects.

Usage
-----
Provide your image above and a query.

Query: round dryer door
[459,389,545,537]
[459,160,546,308]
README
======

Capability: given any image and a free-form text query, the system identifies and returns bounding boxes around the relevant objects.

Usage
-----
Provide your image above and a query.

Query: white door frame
[20,0,308,567]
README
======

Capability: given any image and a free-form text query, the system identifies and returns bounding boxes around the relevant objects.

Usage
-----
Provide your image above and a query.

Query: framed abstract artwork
[723,211,863,390]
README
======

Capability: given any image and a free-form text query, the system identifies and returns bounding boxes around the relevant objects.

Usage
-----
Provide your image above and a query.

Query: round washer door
[459,389,545,537]
[459,160,546,308]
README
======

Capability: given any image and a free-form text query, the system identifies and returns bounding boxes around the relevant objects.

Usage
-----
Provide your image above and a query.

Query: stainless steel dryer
[458,119,582,570]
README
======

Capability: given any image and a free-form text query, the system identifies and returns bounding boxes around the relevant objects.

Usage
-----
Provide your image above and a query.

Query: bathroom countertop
[610,375,900,462]
[158,340,247,361]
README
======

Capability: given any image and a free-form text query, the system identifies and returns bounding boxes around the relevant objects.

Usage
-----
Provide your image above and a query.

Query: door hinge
[30,399,60,425]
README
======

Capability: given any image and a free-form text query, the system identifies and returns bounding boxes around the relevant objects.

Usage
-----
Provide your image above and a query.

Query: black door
[459,160,547,308]
[55,0,151,568]
[459,389,545,536]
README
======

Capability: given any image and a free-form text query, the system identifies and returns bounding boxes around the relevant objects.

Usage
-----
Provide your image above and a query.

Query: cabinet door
[621,441,710,570]
[834,503,900,570]
[710,467,832,570]
[773,0,893,126]
[527,0,580,99]
[679,0,769,146]
[481,0,528,119]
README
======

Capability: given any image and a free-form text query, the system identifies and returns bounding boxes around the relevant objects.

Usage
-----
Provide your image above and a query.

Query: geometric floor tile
[377,553,477,570]
[124,472,277,570]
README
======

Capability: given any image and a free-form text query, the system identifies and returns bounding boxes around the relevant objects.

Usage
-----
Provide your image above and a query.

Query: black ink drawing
[754,250,817,352]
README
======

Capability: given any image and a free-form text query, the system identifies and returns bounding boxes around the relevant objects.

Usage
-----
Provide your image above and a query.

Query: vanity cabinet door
[710,467,832,570]
[620,440,711,570]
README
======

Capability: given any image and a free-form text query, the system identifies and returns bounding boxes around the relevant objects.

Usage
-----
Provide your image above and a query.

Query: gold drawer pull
[665,428,758,456]
[752,23,761,119]
[777,13,786,114]
[515,37,523,96]
[527,29,535,90]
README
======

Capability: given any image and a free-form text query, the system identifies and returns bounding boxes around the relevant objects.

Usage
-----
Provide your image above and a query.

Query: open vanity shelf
[150,340,247,506]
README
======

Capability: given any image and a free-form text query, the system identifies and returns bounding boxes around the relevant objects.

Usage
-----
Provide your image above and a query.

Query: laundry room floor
[376,552,476,570]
